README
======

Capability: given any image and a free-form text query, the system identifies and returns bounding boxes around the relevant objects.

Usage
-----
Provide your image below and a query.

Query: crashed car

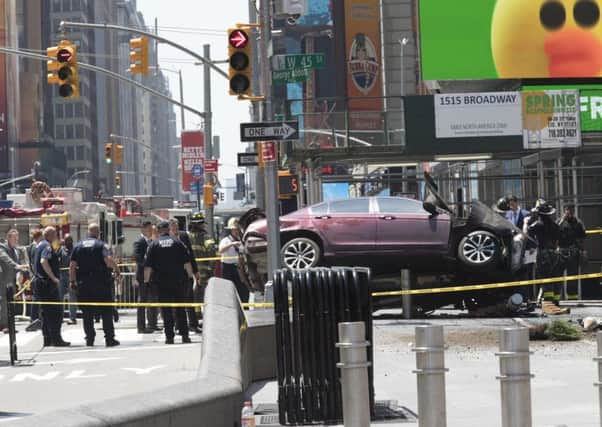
[239,172,536,312]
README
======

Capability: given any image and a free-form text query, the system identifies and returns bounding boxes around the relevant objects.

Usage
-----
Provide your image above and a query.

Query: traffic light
[278,170,299,199]
[114,144,124,165]
[114,175,121,190]
[228,28,252,96]
[47,40,79,98]
[105,143,113,164]
[129,36,149,75]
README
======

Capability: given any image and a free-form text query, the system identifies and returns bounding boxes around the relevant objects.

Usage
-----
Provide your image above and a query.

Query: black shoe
[137,328,154,334]
[26,319,42,332]
[190,326,202,334]
[52,340,71,347]
[86,339,94,347]
[165,337,174,344]
[182,336,192,344]
[106,338,120,347]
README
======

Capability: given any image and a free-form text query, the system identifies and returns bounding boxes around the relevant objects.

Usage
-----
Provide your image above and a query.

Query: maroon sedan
[243,197,453,273]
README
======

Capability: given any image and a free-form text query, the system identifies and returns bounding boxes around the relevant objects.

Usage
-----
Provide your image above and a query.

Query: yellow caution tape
[586,229,602,235]
[371,272,602,297]
[10,300,274,309]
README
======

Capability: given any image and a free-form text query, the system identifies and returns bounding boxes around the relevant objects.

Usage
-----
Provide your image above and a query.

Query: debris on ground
[513,318,582,341]
[579,316,600,332]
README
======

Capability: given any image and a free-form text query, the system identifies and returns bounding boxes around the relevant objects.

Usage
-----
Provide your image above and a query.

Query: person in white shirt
[218,218,249,303]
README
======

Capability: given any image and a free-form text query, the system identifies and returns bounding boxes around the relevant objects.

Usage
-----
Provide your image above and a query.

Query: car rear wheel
[457,230,500,269]
[281,237,321,270]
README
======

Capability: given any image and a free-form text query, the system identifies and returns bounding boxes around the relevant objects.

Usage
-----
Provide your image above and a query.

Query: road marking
[10,372,60,382]
[65,370,106,380]
[121,365,167,375]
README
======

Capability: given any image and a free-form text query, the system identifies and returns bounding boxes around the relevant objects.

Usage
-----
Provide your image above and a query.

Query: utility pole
[178,69,185,130]
[248,0,265,210]
[203,44,215,240]
[259,0,281,276]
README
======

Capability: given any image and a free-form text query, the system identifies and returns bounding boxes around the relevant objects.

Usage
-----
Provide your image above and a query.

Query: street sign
[189,180,203,193]
[240,121,299,142]
[272,68,311,85]
[237,152,259,167]
[204,159,218,173]
[272,53,325,71]
[191,164,203,179]
[261,142,276,162]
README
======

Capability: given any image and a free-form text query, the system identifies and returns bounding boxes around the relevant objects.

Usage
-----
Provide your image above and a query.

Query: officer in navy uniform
[33,227,70,346]
[144,221,195,344]
[69,223,120,347]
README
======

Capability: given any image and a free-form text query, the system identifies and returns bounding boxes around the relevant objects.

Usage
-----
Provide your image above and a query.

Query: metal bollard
[496,328,533,427]
[263,280,274,304]
[401,269,412,320]
[336,322,371,427]
[412,325,448,427]
[594,331,602,427]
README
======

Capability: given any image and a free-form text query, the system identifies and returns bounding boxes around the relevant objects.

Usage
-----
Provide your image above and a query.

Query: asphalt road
[251,307,602,427]
[0,312,202,423]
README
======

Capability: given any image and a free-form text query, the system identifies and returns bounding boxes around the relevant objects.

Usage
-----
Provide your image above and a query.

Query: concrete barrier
[11,278,277,427]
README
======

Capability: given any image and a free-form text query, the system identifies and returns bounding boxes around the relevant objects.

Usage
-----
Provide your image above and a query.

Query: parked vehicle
[239,173,537,313]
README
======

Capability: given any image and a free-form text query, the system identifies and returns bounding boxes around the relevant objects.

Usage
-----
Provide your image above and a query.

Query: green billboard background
[419,0,498,80]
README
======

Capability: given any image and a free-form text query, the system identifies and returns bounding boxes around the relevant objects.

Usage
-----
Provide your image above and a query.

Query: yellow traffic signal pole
[57,20,231,239]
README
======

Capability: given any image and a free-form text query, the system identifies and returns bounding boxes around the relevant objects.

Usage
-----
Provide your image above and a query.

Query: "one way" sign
[240,121,299,142]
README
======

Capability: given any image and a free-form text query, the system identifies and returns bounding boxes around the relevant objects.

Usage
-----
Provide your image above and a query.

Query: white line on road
[16,342,201,358]
[121,365,167,375]
[35,357,122,366]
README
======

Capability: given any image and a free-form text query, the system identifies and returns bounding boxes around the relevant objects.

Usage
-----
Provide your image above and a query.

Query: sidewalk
[250,310,602,426]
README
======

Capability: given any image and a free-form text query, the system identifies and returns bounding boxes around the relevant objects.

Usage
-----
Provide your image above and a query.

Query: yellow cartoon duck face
[492,0,602,77]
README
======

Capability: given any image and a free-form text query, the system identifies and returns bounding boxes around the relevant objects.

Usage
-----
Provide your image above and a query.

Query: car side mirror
[423,201,439,216]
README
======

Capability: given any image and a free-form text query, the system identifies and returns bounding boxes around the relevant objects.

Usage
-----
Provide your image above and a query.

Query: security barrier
[273,267,374,425]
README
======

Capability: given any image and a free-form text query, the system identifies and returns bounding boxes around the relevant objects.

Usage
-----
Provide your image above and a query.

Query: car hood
[468,200,520,235]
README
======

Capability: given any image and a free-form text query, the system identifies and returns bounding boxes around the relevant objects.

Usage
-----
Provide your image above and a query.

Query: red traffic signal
[229,29,249,49]
[57,48,73,63]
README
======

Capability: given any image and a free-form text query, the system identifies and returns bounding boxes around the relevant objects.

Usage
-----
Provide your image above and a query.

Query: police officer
[188,212,216,324]
[144,221,195,344]
[69,224,120,347]
[558,204,587,301]
[33,227,70,346]
[524,199,567,315]
[168,218,202,334]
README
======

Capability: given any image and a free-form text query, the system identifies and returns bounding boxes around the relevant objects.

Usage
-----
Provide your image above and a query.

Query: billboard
[344,0,383,129]
[419,0,602,80]
[180,131,204,193]
[581,90,602,132]
[434,92,522,138]
[522,90,581,149]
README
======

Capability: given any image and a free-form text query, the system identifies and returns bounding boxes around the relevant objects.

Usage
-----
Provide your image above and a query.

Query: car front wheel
[457,230,500,270]
[281,237,321,270]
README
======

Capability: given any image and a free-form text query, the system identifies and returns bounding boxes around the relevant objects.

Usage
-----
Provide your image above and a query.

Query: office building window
[55,104,64,118]
[72,0,81,10]
[62,0,70,11]
[75,125,84,139]
[74,103,83,117]
[65,103,74,118]
[52,0,61,11]
[75,145,84,161]
[66,146,74,160]
[55,125,65,139]
[65,125,74,139]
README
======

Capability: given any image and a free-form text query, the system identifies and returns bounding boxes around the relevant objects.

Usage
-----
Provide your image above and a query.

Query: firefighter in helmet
[188,212,216,323]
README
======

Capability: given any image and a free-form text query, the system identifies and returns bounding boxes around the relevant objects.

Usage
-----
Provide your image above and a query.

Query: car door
[375,197,451,253]
[312,198,376,253]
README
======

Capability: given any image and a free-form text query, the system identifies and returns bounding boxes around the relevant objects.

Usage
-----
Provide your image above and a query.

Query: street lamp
[151,67,186,131]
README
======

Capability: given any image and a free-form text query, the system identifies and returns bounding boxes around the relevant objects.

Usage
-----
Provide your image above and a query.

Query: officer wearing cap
[69,223,120,347]
[144,220,195,344]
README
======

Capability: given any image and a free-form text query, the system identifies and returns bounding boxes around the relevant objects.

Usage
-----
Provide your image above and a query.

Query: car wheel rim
[283,241,317,270]
[462,233,496,264]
